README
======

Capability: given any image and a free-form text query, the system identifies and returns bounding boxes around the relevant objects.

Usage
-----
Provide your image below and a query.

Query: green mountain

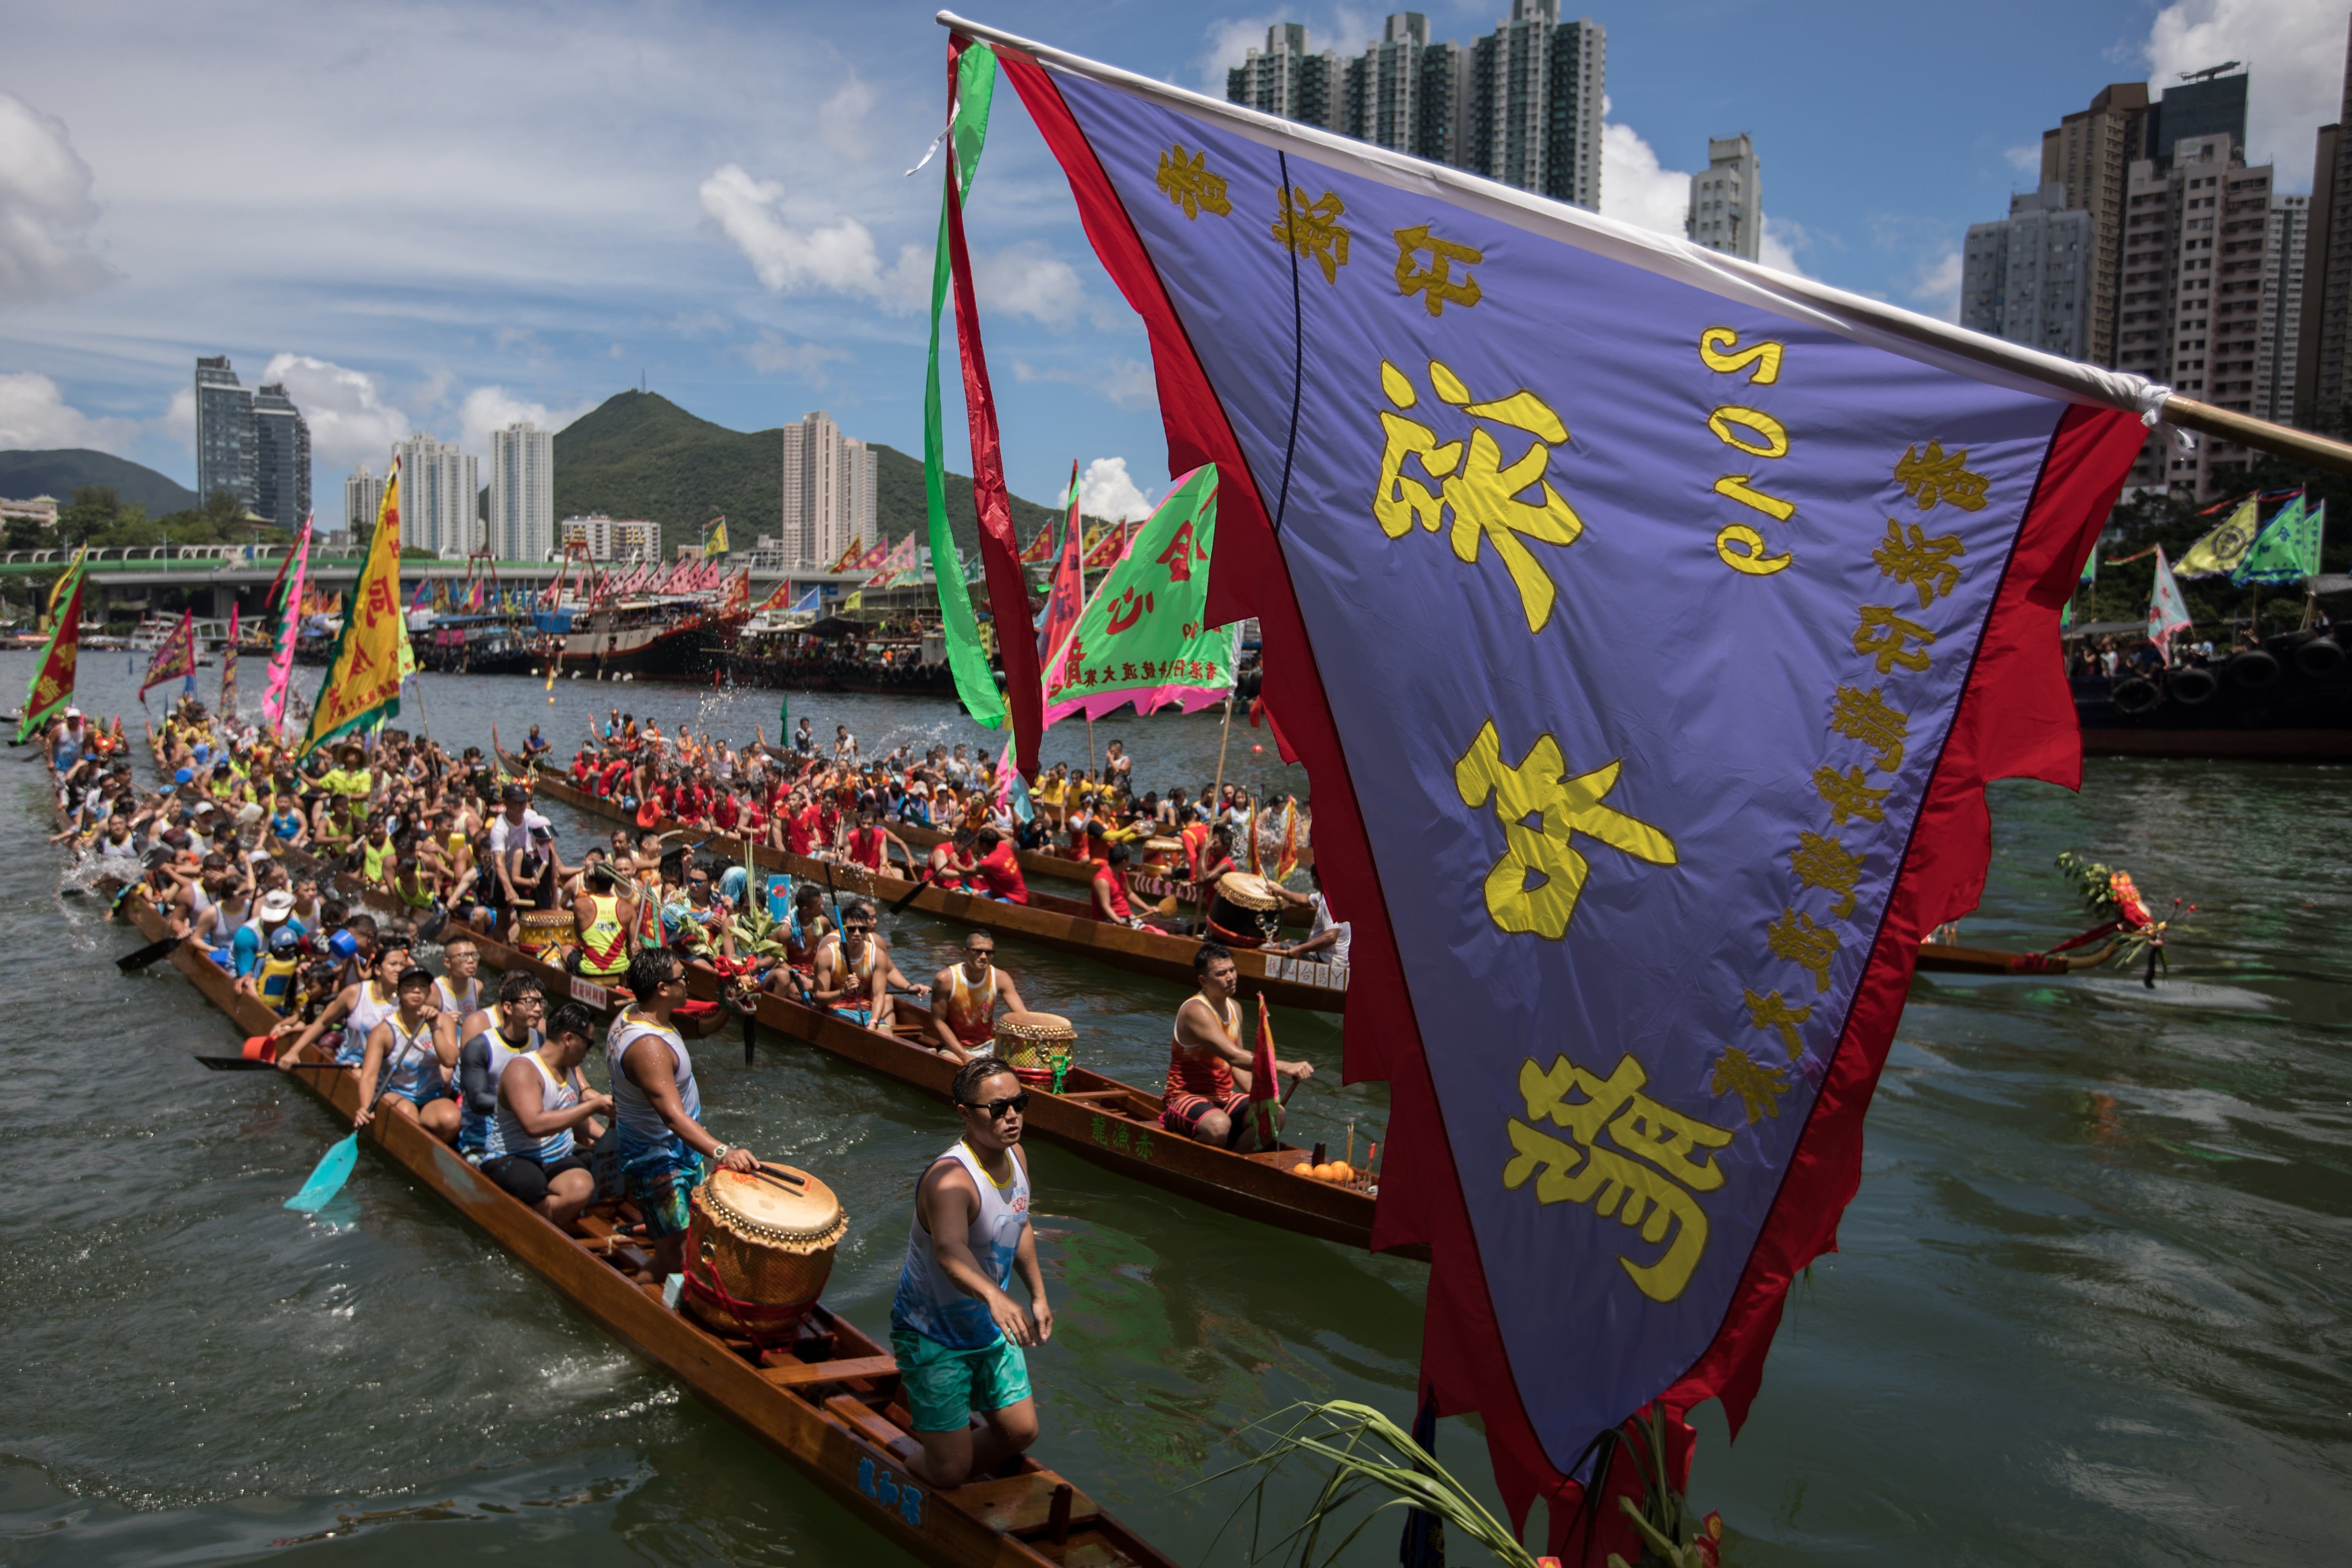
[549,390,1071,562]
[0,448,198,515]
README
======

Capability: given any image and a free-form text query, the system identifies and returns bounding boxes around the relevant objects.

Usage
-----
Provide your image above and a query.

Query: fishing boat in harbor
[118,888,1181,1568]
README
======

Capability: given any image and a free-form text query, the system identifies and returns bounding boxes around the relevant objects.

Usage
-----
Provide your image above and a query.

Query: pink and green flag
[1040,463,1233,724]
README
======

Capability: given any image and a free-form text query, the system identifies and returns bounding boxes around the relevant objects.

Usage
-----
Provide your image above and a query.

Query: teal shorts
[889,1327,1031,1433]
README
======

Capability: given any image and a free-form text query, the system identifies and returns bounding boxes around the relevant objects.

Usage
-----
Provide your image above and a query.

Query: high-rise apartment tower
[250,383,311,531]
[1687,135,1760,261]
[194,356,256,509]
[488,422,555,560]
[393,434,480,557]
[780,412,877,570]
[344,466,385,537]
[1960,182,2094,361]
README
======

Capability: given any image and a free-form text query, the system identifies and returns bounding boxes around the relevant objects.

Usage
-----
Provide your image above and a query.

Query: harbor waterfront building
[780,411,877,571]
[1686,135,1760,261]
[1230,7,1604,209]
[2297,18,2352,428]
[250,383,311,532]
[393,433,481,557]
[343,466,385,537]
[488,422,555,561]
[560,513,660,563]
[1960,182,2093,361]
[193,355,257,509]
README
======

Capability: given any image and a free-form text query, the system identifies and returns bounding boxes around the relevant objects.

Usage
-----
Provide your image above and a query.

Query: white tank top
[435,974,481,1018]
[484,1053,579,1164]
[890,1139,1031,1350]
[607,1015,698,1153]
[339,980,396,1066]
[377,1011,442,1102]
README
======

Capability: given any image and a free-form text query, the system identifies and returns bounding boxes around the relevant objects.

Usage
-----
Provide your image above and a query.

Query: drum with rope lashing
[515,909,574,960]
[682,1163,847,1340]
[1207,871,1283,949]
[995,1010,1076,1088]
[1141,836,1185,870]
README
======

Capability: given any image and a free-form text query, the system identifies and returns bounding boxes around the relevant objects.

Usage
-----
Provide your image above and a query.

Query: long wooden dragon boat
[513,764,1351,1013]
[888,819,1310,930]
[460,925,1395,1255]
[1911,939,2120,975]
[119,891,1178,1568]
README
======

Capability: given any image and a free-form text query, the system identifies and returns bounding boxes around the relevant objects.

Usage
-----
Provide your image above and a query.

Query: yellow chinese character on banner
[1790,830,1863,919]
[1892,440,1989,512]
[1374,358,1587,632]
[1710,1047,1792,1125]
[1813,764,1890,826]
[1273,184,1349,284]
[1744,987,1812,1055]
[1829,684,1909,773]
[1872,519,1965,607]
[1853,604,1935,674]
[1764,906,1841,991]
[1392,224,1483,316]
[1154,144,1232,220]
[1503,1050,1734,1302]
[1455,721,1677,939]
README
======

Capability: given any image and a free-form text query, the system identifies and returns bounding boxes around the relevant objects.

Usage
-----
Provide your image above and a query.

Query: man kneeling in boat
[610,947,758,1281]
[481,1001,610,1231]
[351,964,461,1144]
[892,1057,1051,1489]
[1165,943,1314,1149]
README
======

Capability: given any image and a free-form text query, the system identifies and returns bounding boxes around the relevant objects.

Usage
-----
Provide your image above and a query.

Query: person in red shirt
[1090,844,1163,930]
[1163,943,1313,1147]
[923,832,973,891]
[845,810,916,875]
[968,828,1029,905]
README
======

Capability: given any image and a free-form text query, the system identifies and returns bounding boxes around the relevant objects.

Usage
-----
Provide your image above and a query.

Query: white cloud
[740,332,850,378]
[259,353,409,471]
[1198,15,1283,91]
[162,385,194,444]
[1196,10,1382,92]
[2144,0,2340,188]
[1600,121,1691,239]
[819,75,876,161]
[2005,143,2043,174]
[456,384,598,454]
[0,370,137,450]
[1078,455,1156,522]
[1098,357,1156,411]
[972,243,1100,327]
[698,163,927,309]
[1911,249,1964,323]
[0,92,111,302]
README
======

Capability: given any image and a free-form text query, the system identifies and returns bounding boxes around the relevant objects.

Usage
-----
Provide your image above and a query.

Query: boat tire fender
[2111,676,2161,715]
[2166,666,2217,707]
[2226,649,2281,690]
[2293,636,2346,679]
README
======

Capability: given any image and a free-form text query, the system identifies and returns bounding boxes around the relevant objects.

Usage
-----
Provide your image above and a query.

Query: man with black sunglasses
[891,1056,1051,1490]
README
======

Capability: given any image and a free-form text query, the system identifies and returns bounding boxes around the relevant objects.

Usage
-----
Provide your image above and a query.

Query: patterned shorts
[1162,1087,1250,1135]
[619,1141,707,1239]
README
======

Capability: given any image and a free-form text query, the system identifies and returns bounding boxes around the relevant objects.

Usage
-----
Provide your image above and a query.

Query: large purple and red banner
[967,16,2150,1552]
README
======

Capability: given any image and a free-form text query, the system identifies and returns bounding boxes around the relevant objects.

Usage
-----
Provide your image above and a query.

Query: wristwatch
[711,1143,732,1162]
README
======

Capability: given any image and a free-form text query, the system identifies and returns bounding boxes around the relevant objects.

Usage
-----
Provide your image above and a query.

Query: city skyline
[0,1,2342,528]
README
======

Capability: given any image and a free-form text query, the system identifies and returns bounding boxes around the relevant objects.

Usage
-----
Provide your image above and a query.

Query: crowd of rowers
[47,697,1328,1214]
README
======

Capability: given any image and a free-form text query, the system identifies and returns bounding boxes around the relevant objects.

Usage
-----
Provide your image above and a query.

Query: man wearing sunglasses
[891,1057,1051,1490]
[812,898,925,1030]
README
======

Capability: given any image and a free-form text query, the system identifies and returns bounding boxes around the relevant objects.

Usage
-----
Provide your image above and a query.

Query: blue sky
[0,0,2336,530]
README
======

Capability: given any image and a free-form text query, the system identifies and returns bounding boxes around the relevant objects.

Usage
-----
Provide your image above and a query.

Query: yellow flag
[841,589,862,613]
[708,518,730,555]
[298,465,406,755]
[2173,495,2259,579]
[45,545,89,618]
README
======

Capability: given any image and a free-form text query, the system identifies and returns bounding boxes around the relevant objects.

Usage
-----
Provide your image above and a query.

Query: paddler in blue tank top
[891,1057,1052,1490]
[607,947,759,1282]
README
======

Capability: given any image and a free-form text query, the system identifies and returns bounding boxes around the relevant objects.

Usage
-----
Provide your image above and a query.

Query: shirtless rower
[812,898,923,1029]
[928,932,1027,1063]
[608,947,757,1280]
[891,1057,1050,1490]
[351,964,461,1144]
[1163,943,1314,1149]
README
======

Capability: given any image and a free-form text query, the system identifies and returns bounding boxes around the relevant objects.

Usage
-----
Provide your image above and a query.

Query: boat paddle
[285,1133,360,1212]
[115,934,184,973]
[193,1053,278,1070]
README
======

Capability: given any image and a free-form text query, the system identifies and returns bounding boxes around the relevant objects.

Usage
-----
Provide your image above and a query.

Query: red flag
[1248,991,1282,1149]
[1037,476,1088,669]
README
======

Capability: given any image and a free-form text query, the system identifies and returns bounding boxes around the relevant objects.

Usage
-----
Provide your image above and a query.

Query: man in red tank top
[1090,844,1165,930]
[1162,943,1314,1147]
[845,810,914,875]
[968,828,1029,905]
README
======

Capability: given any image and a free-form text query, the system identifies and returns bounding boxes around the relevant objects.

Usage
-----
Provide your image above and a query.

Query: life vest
[256,952,301,1017]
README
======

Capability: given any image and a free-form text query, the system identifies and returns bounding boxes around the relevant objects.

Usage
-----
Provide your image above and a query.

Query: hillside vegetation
[0,448,198,515]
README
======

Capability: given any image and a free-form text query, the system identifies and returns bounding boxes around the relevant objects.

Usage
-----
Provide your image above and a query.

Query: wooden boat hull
[459,927,1396,1256]
[519,768,1351,1013]
[890,821,1311,928]
[120,894,1173,1568]
[1913,940,2119,975]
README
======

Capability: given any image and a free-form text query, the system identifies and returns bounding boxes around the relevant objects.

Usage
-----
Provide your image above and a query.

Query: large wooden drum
[995,1010,1075,1088]
[515,909,573,959]
[1208,871,1282,948]
[682,1163,847,1339]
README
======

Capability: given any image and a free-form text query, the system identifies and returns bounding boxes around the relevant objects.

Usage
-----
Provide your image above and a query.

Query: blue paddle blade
[285,1134,360,1213]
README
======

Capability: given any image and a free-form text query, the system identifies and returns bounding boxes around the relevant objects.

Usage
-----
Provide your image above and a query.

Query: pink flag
[263,521,313,735]
[138,611,197,698]
[2149,545,2193,666]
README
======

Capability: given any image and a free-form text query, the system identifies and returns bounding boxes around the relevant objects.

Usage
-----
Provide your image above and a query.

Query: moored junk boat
[418,613,541,675]
[118,889,1178,1568]
[515,764,1353,1012]
[546,592,747,683]
[2067,613,2352,762]
[457,923,1393,1253]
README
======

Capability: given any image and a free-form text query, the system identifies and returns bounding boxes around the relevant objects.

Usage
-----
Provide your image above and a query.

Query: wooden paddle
[115,935,183,973]
[193,1053,277,1070]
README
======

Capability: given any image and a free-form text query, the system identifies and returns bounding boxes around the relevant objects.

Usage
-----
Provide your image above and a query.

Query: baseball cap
[259,889,296,920]
[269,924,302,953]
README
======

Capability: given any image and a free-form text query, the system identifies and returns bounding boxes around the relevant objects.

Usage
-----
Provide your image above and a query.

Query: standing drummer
[892,1057,1051,1491]
[609,947,758,1283]
[928,931,1028,1063]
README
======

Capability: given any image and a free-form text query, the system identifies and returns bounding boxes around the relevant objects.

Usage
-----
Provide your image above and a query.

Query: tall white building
[780,412,878,570]
[343,466,385,537]
[1960,181,2094,361]
[488,422,555,560]
[2256,193,2308,428]
[1687,135,1760,261]
[392,433,480,557]
[559,514,659,562]
[1466,2,1603,209]
[1227,23,1341,130]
